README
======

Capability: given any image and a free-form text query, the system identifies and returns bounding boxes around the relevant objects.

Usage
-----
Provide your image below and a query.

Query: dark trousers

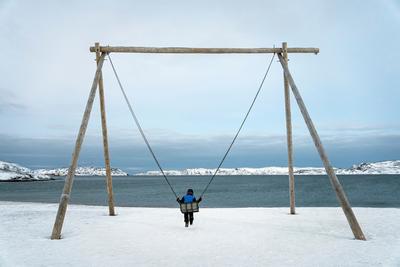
[184,212,194,224]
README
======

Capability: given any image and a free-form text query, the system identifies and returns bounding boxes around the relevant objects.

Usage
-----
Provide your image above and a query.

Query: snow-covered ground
[137,160,400,176]
[0,202,398,266]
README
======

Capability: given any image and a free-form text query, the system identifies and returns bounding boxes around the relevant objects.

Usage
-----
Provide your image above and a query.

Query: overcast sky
[1,0,399,172]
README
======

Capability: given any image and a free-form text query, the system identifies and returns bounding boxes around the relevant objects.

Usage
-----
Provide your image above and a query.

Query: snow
[0,161,127,181]
[0,161,31,173]
[0,202,398,266]
[0,161,51,181]
[137,160,400,176]
[34,167,128,177]
[1,160,399,181]
[0,170,31,181]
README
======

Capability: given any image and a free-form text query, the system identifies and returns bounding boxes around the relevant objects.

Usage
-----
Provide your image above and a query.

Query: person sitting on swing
[177,189,202,227]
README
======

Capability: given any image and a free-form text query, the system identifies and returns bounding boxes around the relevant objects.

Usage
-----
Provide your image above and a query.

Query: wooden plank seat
[180,202,199,213]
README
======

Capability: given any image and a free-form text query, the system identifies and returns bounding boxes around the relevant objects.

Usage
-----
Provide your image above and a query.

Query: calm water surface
[0,175,399,208]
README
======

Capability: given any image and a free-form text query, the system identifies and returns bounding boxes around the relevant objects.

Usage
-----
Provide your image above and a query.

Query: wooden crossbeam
[90,46,319,54]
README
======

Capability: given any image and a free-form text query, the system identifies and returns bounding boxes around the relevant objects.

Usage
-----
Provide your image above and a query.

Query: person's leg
[189,212,194,225]
[184,212,189,227]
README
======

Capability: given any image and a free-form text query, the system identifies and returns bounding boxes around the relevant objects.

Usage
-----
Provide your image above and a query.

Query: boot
[185,222,188,227]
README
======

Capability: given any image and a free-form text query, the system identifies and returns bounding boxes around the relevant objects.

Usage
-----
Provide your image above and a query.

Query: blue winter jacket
[182,194,196,203]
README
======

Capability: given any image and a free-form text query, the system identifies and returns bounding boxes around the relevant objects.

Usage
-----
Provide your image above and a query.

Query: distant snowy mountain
[34,167,128,177]
[0,161,128,182]
[0,161,52,182]
[343,160,400,175]
[136,160,400,176]
[1,160,399,181]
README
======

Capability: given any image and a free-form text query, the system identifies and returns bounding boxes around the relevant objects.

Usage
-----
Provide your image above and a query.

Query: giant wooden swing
[51,42,366,240]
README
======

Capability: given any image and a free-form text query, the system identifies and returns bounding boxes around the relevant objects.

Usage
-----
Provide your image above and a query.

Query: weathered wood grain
[89,46,319,54]
[51,53,106,240]
[282,43,296,215]
[95,43,116,216]
[277,53,366,240]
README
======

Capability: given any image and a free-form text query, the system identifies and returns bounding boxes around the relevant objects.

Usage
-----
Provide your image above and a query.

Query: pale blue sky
[0,0,399,172]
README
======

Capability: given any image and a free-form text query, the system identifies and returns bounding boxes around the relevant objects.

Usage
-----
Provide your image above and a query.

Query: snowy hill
[1,160,398,181]
[0,161,52,182]
[137,160,400,176]
[34,167,128,177]
[344,161,400,174]
[0,161,128,182]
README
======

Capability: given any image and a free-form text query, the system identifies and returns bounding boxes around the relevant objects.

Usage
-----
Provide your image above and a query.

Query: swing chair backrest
[180,202,199,213]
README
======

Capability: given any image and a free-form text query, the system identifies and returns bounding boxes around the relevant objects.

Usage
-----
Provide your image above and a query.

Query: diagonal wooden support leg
[51,53,106,240]
[277,53,366,240]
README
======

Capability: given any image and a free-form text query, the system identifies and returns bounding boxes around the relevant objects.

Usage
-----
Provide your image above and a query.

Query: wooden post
[277,53,366,240]
[282,43,295,215]
[51,53,106,240]
[95,43,116,216]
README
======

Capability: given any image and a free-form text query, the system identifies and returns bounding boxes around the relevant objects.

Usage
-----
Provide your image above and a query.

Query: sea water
[0,175,399,208]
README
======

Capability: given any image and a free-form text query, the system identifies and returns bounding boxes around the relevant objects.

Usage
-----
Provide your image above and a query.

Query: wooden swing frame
[50,42,366,241]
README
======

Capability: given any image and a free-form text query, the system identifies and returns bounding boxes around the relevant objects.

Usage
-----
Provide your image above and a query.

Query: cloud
[0,102,26,113]
[0,89,27,113]
[1,1,399,170]
[1,129,399,172]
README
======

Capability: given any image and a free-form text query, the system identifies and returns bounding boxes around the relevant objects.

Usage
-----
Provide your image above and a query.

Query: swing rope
[107,52,275,200]
[199,52,275,198]
[107,53,178,199]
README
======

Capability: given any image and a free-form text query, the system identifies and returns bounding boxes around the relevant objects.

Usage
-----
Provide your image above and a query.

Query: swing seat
[180,202,199,213]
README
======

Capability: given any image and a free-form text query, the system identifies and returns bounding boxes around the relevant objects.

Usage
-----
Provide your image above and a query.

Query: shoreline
[1,200,400,209]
